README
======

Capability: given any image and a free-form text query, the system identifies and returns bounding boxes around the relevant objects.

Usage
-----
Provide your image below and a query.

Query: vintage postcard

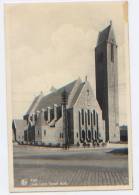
[5,1,132,192]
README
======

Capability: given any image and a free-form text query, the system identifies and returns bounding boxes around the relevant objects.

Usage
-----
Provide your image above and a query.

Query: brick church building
[12,22,120,146]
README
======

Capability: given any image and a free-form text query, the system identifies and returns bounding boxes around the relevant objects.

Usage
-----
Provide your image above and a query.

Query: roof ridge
[27,79,77,112]
[25,93,43,115]
[44,80,77,97]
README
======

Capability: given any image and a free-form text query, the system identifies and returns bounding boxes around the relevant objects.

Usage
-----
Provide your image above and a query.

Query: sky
[5,2,130,125]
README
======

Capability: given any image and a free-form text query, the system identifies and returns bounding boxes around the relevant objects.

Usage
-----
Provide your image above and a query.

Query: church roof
[25,80,80,115]
[25,94,41,116]
[36,80,76,110]
[97,24,111,45]
[69,82,85,107]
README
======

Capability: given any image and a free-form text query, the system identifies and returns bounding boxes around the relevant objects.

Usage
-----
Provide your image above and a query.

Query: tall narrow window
[91,112,93,127]
[79,111,81,130]
[35,114,37,121]
[50,108,54,121]
[111,44,114,62]
[82,130,85,141]
[96,113,99,131]
[93,110,95,125]
[95,131,97,140]
[96,113,99,139]
[57,106,62,119]
[81,109,84,125]
[88,110,90,125]
[85,112,87,130]
[44,110,48,121]
[88,130,91,141]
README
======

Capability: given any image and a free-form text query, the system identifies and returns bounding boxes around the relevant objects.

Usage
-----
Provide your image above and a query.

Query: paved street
[13,145,128,187]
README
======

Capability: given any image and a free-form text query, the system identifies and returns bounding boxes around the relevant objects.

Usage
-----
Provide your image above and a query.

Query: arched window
[76,132,78,138]
[44,130,46,136]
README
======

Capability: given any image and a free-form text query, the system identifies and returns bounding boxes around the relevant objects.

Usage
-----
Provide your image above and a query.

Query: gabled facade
[12,119,28,143]
[72,79,105,145]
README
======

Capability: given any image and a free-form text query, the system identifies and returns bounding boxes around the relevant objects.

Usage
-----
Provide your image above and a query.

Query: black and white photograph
[4,1,133,192]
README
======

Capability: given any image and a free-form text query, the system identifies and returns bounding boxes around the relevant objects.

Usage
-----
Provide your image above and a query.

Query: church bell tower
[95,21,120,142]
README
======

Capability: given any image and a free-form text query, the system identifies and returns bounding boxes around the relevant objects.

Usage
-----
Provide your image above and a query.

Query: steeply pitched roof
[25,80,77,114]
[36,80,76,111]
[69,82,85,107]
[26,94,42,115]
[97,25,111,45]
